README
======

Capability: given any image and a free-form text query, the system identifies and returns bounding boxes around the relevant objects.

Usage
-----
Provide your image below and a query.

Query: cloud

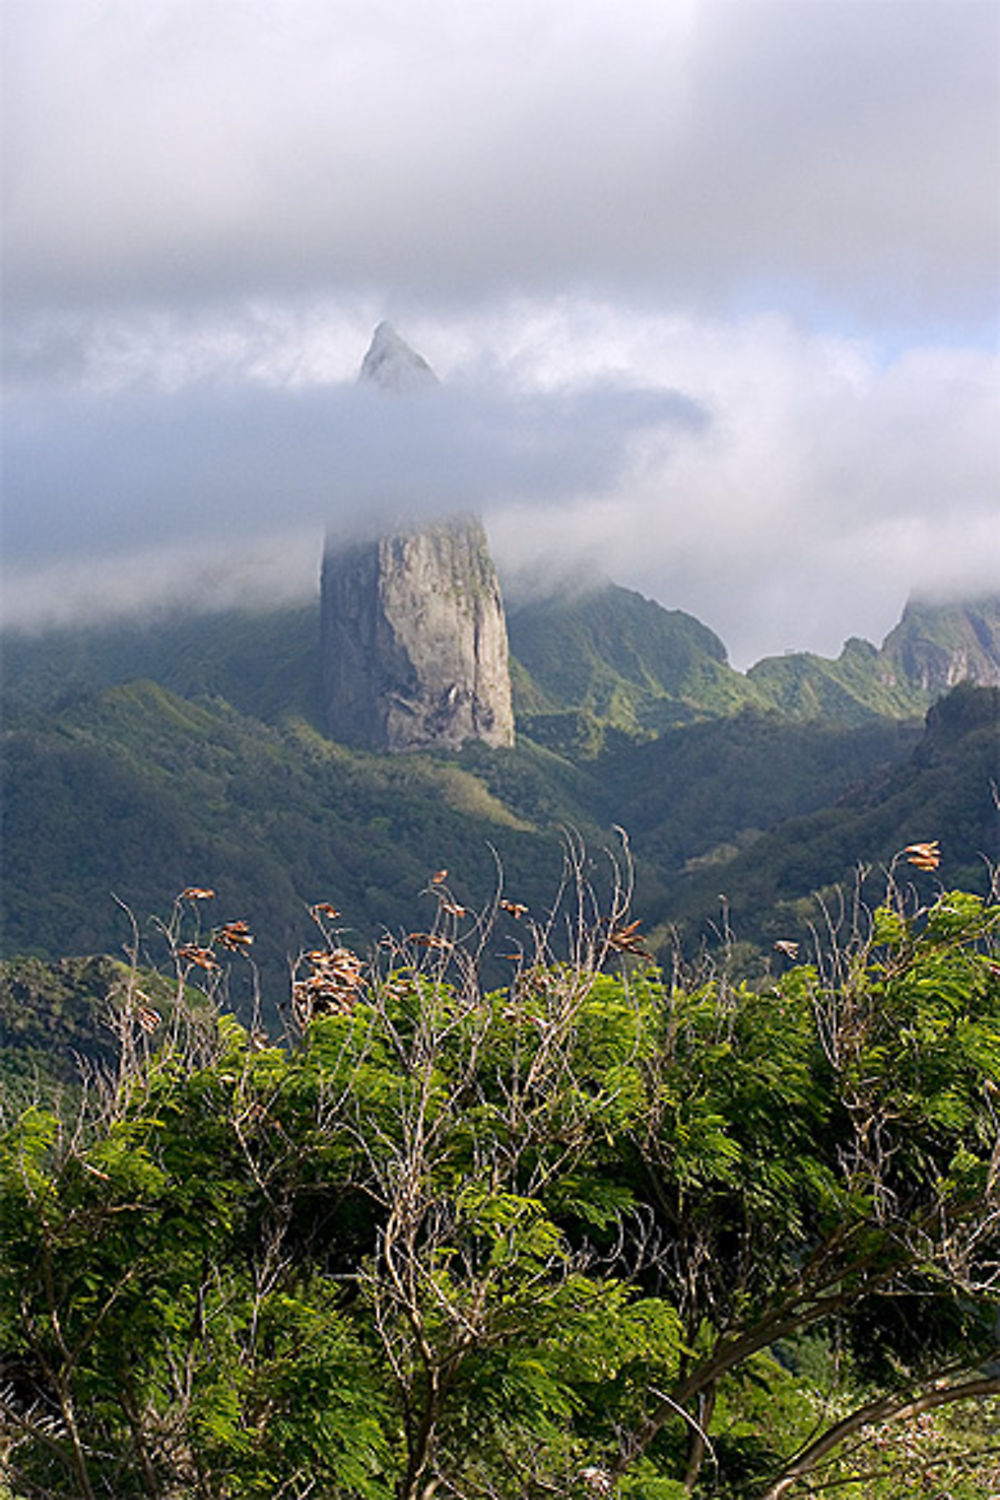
[2,2,997,663]
[4,305,997,665]
[484,313,1000,665]
[0,528,324,633]
[4,0,997,329]
[2,366,703,567]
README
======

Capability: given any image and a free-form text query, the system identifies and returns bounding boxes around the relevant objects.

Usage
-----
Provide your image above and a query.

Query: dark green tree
[1,861,997,1498]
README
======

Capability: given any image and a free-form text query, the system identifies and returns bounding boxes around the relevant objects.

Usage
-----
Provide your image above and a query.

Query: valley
[2,581,997,1016]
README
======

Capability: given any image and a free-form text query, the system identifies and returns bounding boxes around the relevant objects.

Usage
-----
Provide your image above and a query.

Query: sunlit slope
[1,680,600,982]
[507,583,769,745]
[748,596,1000,722]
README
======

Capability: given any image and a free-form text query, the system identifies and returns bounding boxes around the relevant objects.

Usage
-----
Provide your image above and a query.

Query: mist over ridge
[3,1,997,662]
[3,311,997,669]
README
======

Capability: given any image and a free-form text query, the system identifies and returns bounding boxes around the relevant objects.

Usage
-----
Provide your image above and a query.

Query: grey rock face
[320,325,514,752]
[321,517,515,752]
[878,597,1000,695]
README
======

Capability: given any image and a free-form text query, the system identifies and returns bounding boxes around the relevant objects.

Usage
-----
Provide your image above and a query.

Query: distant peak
[358,322,438,394]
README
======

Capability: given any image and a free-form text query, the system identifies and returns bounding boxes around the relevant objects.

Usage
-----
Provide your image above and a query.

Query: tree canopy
[1,862,998,1498]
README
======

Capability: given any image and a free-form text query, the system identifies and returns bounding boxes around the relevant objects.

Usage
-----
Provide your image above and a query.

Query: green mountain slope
[592,709,920,873]
[1,603,322,725]
[1,680,609,1002]
[3,587,995,1009]
[0,676,923,997]
[0,954,199,1106]
[6,589,996,748]
[656,683,1000,954]
[0,955,129,1086]
[4,585,752,752]
[880,594,1000,693]
[748,595,1000,723]
[506,583,770,749]
[747,636,926,721]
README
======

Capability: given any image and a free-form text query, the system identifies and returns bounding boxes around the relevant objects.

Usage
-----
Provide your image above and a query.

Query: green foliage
[1,883,997,1497]
[507,582,766,739]
[660,685,999,954]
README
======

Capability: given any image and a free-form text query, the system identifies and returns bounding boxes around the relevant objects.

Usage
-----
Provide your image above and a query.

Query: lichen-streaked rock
[321,516,515,752]
[320,325,514,752]
[878,596,1000,696]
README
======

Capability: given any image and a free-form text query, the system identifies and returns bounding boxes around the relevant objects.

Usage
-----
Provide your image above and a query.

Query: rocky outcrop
[358,320,438,394]
[878,597,1000,696]
[320,324,514,752]
[321,517,515,752]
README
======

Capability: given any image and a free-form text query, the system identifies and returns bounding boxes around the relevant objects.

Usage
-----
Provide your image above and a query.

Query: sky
[2,0,998,668]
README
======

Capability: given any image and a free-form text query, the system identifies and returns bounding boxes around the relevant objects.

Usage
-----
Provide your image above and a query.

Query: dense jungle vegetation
[2,852,998,1499]
[2,593,998,1495]
[3,589,997,998]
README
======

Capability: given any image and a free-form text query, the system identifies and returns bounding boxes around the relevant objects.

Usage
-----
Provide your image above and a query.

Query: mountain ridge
[3,570,997,994]
[748,594,1000,722]
[5,585,999,742]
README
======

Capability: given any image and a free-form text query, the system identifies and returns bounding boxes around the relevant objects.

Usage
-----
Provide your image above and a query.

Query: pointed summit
[323,323,514,751]
[358,321,438,394]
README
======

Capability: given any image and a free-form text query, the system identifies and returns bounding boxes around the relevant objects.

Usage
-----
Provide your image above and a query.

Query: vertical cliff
[878,596,1000,695]
[320,325,514,752]
[321,517,514,751]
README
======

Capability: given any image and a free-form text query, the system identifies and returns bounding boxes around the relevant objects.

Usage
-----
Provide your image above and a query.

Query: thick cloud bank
[3,376,701,565]
[5,0,997,328]
[2,1,997,662]
[5,306,996,665]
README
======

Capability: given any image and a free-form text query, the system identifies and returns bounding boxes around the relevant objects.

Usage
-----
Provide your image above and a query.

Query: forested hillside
[654,683,1000,954]
[0,604,323,726]
[1,681,591,1001]
[1,588,999,1497]
[2,680,936,997]
[2,590,997,1000]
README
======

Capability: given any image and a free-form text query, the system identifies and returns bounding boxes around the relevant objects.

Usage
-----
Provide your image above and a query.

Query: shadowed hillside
[3,588,996,1003]
[654,683,1000,956]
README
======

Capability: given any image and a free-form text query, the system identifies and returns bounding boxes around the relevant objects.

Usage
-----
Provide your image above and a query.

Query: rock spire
[320,328,515,752]
[358,321,438,394]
